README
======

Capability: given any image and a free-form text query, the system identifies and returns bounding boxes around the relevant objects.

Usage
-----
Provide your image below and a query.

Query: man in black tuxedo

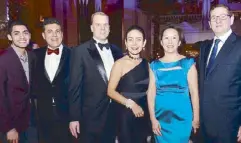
[33,18,71,143]
[0,21,38,143]
[198,4,241,143]
[69,12,123,143]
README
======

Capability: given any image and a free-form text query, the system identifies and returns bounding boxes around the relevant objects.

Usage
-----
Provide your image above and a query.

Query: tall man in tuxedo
[33,18,71,143]
[0,21,38,143]
[198,4,241,143]
[69,12,123,143]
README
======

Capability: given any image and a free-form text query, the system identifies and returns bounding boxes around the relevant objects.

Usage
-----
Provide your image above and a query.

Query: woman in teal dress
[147,26,200,143]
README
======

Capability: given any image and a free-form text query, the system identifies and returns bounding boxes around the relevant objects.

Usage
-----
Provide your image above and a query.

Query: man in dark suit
[33,18,71,143]
[69,12,123,143]
[198,4,241,143]
[0,21,38,143]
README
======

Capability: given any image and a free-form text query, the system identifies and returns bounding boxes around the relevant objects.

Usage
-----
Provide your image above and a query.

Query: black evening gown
[115,59,152,143]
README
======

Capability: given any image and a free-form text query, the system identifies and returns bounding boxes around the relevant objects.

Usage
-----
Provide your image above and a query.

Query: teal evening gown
[150,58,194,143]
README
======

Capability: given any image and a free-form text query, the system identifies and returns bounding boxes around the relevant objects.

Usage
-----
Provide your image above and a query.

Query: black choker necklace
[128,54,141,60]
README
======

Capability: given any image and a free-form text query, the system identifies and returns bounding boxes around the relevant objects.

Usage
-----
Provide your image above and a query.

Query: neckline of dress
[159,57,186,64]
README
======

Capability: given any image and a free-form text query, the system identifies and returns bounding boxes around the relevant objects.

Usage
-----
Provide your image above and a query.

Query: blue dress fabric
[150,58,195,143]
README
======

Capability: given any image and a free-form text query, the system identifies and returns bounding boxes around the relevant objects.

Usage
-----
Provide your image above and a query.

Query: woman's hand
[192,119,200,134]
[151,118,162,136]
[130,101,144,118]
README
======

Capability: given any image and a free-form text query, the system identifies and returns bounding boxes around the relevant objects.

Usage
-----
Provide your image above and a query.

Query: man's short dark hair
[42,18,62,31]
[8,20,29,34]
[209,4,233,18]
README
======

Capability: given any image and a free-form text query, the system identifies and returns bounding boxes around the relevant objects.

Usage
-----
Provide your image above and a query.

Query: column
[202,0,211,30]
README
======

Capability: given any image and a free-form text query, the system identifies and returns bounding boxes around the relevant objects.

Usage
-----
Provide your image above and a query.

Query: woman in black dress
[107,25,151,143]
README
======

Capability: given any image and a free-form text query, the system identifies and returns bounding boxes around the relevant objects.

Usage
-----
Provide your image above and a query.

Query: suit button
[52,85,55,87]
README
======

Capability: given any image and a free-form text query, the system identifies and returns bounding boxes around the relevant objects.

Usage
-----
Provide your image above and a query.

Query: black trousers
[78,104,117,143]
[200,122,239,143]
[38,121,71,143]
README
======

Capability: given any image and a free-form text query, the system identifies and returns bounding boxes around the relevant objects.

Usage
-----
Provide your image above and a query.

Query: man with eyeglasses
[198,4,241,143]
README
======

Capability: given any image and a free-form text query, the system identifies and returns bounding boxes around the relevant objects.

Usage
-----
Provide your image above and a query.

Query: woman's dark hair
[125,25,146,41]
[159,25,185,53]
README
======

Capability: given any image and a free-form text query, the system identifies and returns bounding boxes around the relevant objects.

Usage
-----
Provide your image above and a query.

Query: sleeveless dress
[150,58,195,143]
[115,59,151,143]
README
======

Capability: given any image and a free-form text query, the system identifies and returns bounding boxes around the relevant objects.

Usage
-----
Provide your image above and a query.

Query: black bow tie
[93,39,110,50]
[98,43,110,50]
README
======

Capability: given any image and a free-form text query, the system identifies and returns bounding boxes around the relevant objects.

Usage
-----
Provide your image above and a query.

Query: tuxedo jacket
[33,46,71,122]
[0,47,35,133]
[69,39,123,133]
[198,33,241,136]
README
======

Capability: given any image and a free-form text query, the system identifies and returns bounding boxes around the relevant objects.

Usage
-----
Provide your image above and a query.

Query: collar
[47,44,63,52]
[93,37,108,44]
[214,29,232,43]
[12,46,27,58]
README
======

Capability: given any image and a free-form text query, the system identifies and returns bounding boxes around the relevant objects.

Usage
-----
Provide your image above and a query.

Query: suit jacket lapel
[9,47,28,87]
[110,45,118,61]
[42,47,51,83]
[207,33,236,77]
[27,51,33,85]
[87,40,108,84]
[202,40,213,78]
[52,46,66,82]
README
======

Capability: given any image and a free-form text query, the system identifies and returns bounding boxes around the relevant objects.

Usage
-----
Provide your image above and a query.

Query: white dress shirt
[207,29,232,65]
[45,44,63,82]
[93,37,114,80]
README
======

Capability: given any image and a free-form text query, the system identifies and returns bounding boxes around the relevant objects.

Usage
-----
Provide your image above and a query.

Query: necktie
[206,39,221,74]
[47,48,59,55]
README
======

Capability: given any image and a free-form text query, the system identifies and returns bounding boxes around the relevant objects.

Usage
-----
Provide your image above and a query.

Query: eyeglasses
[210,14,231,21]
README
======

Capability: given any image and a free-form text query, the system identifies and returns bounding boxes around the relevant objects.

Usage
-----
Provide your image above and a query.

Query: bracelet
[124,99,134,109]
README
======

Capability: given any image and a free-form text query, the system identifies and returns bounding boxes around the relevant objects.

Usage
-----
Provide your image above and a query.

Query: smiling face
[209,6,234,37]
[160,28,181,54]
[42,23,63,49]
[7,25,31,49]
[125,29,146,56]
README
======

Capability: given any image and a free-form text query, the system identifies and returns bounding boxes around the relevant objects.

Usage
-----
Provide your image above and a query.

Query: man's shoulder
[72,40,92,52]
[193,39,212,49]
[0,48,13,59]
[0,48,13,66]
[63,45,72,53]
[110,43,120,49]
[199,39,212,44]
[234,34,241,42]
[33,46,46,54]
[0,48,8,56]
[110,43,122,53]
[71,40,91,54]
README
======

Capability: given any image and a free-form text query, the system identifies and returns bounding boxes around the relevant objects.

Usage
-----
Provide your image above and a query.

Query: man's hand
[69,121,80,138]
[6,128,19,143]
[237,126,241,142]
